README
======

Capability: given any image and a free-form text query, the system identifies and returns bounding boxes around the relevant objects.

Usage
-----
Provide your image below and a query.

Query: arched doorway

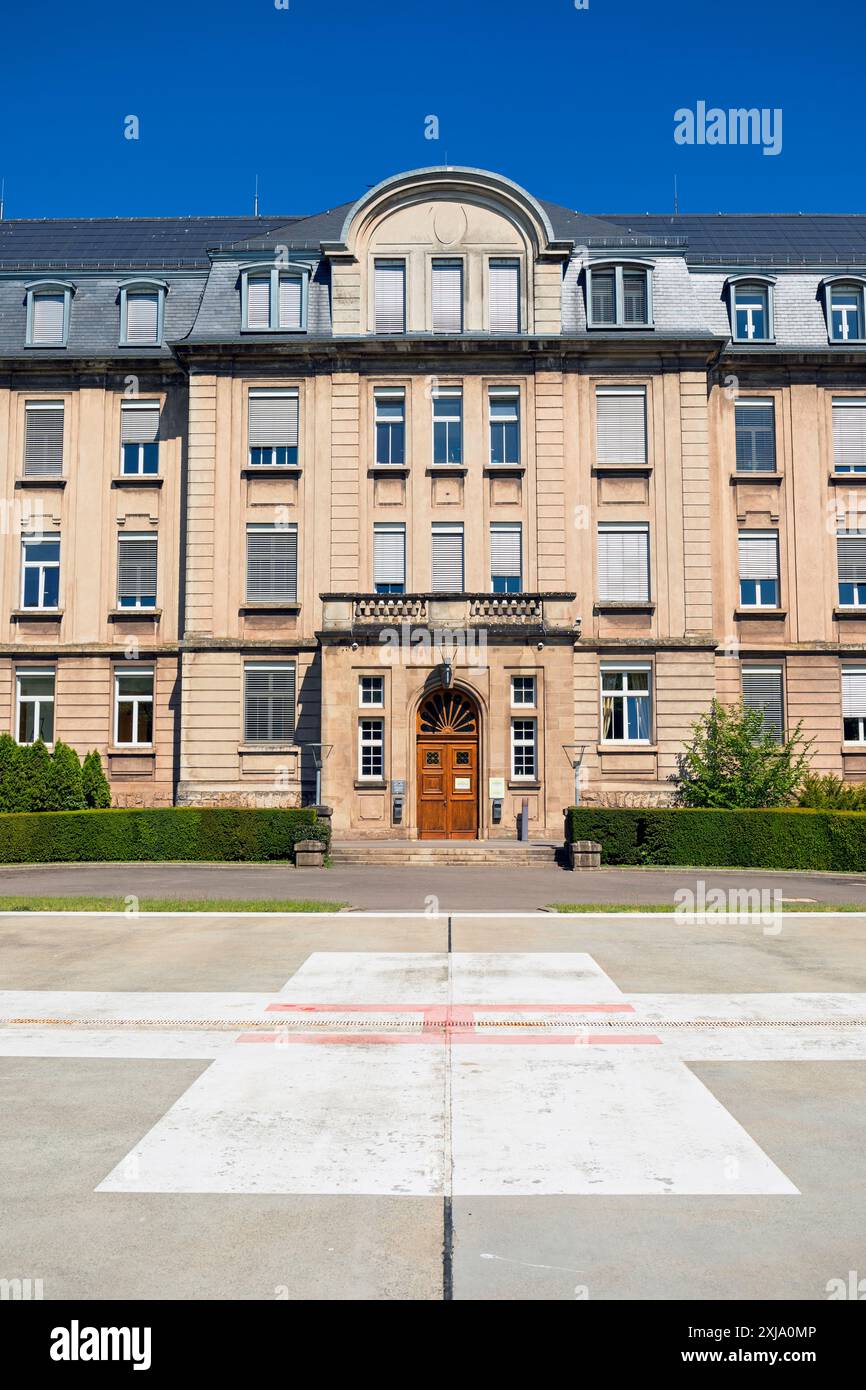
[416,688,479,840]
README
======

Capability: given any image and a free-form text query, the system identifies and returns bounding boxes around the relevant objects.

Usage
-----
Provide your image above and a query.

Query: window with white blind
[596,387,648,466]
[358,718,385,779]
[26,285,72,347]
[248,390,299,467]
[431,523,464,592]
[16,669,55,745]
[241,266,308,331]
[601,666,652,743]
[374,523,406,594]
[488,259,520,333]
[837,530,866,607]
[511,718,537,779]
[597,524,650,604]
[735,400,776,472]
[374,389,405,465]
[114,668,154,746]
[586,264,653,328]
[491,523,522,594]
[117,533,158,609]
[245,524,298,604]
[244,663,296,743]
[842,667,866,743]
[120,283,164,346]
[738,531,779,608]
[832,400,866,474]
[489,389,520,465]
[432,389,462,465]
[23,402,64,477]
[374,260,406,334]
[742,666,784,742]
[120,401,160,475]
[432,260,463,333]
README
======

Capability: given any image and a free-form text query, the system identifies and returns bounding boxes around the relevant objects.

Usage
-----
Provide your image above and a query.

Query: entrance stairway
[329,839,562,867]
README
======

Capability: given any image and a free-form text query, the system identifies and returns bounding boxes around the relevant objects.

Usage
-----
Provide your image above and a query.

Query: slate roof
[0,216,296,269]
[601,215,866,265]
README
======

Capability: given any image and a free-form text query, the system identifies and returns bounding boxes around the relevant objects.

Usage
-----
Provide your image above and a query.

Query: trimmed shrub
[0,733,20,813]
[46,741,86,811]
[12,739,53,813]
[82,750,112,809]
[0,806,330,865]
[567,805,866,872]
[798,773,866,812]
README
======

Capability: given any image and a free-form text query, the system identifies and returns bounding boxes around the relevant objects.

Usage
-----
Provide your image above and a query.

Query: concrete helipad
[1,910,865,1300]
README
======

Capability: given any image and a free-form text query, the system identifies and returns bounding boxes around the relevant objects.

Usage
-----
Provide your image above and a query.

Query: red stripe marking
[266,1001,636,1014]
[237,1031,662,1047]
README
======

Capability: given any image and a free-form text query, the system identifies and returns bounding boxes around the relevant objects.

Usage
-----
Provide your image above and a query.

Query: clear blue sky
[0,0,863,220]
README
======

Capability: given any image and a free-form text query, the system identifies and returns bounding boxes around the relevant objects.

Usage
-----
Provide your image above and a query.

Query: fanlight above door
[417,689,478,737]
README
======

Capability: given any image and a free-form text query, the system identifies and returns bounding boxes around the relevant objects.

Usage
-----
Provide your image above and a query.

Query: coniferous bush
[46,741,86,811]
[82,749,112,809]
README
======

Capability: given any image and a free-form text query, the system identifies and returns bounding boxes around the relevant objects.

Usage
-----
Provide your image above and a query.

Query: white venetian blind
[374,525,406,587]
[125,292,159,344]
[742,668,783,740]
[739,531,779,581]
[24,402,64,476]
[833,400,866,471]
[842,668,866,719]
[120,402,160,444]
[490,524,522,581]
[597,526,650,602]
[248,392,299,448]
[489,259,520,333]
[246,276,271,329]
[432,260,463,333]
[244,665,296,742]
[431,524,464,591]
[596,388,647,465]
[246,526,298,602]
[374,260,405,334]
[837,531,866,583]
[117,535,157,602]
[31,293,65,345]
[279,276,302,329]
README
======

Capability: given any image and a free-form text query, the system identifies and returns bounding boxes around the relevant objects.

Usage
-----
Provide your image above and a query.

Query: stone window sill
[731,471,783,484]
[734,607,787,619]
[241,466,302,478]
[830,472,866,484]
[108,745,153,756]
[595,602,656,614]
[112,475,163,487]
[484,464,525,475]
[508,780,541,791]
[598,742,658,754]
[239,743,298,754]
[593,463,652,475]
[239,603,300,614]
[15,476,66,488]
[834,607,866,619]
[842,743,866,752]
[354,778,387,789]
[108,608,161,619]
[426,465,468,476]
[11,608,63,620]
[368,466,409,477]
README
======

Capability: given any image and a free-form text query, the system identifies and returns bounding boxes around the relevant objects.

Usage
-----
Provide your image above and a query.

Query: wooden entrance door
[416,689,479,840]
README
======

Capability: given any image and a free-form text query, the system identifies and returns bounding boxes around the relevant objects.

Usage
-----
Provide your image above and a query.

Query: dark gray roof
[221,203,357,253]
[601,215,866,265]
[0,216,297,269]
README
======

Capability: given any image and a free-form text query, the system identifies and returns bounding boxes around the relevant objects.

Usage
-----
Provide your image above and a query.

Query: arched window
[727,276,775,342]
[25,282,74,348]
[119,280,167,347]
[823,277,866,343]
[585,262,654,329]
[240,263,310,332]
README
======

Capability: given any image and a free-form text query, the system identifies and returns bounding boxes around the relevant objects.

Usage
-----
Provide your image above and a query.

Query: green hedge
[566,806,866,871]
[0,807,330,865]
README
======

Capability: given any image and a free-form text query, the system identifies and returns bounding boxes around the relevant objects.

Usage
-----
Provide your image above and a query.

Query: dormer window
[25,282,73,347]
[824,279,866,343]
[728,277,775,342]
[585,263,653,329]
[119,281,166,346]
[241,264,309,332]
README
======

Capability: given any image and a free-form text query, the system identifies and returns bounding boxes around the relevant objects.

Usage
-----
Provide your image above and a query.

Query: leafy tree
[798,772,866,811]
[673,700,813,809]
[12,738,54,812]
[82,749,112,809]
[0,733,20,813]
[47,740,86,811]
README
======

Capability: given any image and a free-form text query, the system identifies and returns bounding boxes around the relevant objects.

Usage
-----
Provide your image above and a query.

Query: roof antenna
[673,174,679,216]
[0,179,5,221]
[253,174,260,218]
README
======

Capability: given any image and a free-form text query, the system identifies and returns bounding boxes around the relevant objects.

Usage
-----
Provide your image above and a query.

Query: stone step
[330,841,561,866]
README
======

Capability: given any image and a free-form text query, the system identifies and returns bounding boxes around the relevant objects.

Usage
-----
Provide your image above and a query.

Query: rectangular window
[842,667,866,744]
[830,286,864,342]
[511,718,537,779]
[742,666,784,742]
[489,389,520,465]
[735,400,776,472]
[117,533,157,609]
[244,663,296,743]
[246,524,298,604]
[432,389,462,465]
[587,266,652,328]
[511,675,536,707]
[590,268,616,325]
[431,522,464,591]
[248,390,299,468]
[734,285,769,341]
[432,260,463,333]
[374,389,405,465]
[124,291,160,345]
[598,524,650,603]
[601,666,652,743]
[837,530,866,608]
[120,401,160,475]
[114,668,154,746]
[24,401,64,477]
[359,717,385,779]
[832,399,866,474]
[622,270,648,325]
[491,522,522,594]
[30,293,66,346]
[596,387,647,466]
[16,669,54,744]
[21,535,60,609]
[489,259,520,333]
[738,530,779,608]
[278,275,302,330]
[374,260,405,334]
[373,522,406,594]
[359,675,385,707]
[246,276,271,330]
